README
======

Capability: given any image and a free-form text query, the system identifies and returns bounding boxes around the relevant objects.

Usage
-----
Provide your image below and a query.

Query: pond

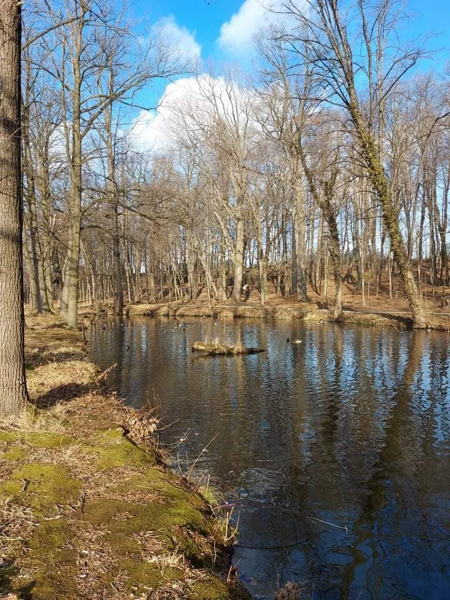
[91,317,450,600]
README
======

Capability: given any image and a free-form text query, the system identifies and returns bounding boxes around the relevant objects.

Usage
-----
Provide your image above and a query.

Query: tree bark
[0,0,28,415]
[62,36,83,328]
[232,213,245,303]
[351,103,427,327]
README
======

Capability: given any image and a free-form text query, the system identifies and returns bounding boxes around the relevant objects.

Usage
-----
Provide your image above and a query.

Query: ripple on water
[92,319,450,599]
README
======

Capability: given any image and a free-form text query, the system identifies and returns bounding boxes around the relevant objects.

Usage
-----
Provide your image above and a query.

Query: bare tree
[279,0,429,327]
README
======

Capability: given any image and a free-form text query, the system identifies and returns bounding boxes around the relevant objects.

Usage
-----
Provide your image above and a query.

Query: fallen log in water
[192,341,265,355]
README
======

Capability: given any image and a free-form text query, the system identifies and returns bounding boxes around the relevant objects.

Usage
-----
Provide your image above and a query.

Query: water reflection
[91,319,450,599]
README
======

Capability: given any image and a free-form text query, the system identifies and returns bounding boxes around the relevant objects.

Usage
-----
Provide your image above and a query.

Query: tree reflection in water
[92,319,450,600]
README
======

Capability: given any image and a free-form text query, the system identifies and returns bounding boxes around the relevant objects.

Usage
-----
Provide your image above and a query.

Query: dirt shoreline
[116,300,450,331]
[0,315,249,600]
[117,302,408,330]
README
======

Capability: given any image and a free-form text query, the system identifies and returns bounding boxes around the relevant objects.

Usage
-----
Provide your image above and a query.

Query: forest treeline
[13,1,450,333]
[20,0,450,334]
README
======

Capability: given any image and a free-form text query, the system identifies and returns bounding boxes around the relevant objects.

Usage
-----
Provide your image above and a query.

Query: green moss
[6,463,80,512]
[119,561,184,594]
[30,572,78,600]
[90,429,157,470]
[26,519,79,600]
[29,518,71,551]
[0,565,20,595]
[24,432,75,449]
[190,577,230,600]
[82,479,211,570]
[117,470,209,514]
[163,567,184,581]
[0,480,24,496]
[119,559,162,592]
[103,532,141,556]
[83,491,207,535]
[3,446,26,461]
[0,431,15,443]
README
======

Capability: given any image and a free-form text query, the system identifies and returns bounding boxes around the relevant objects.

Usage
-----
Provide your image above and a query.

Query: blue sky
[128,0,450,150]
[133,0,450,66]
[408,0,450,38]
[134,0,247,62]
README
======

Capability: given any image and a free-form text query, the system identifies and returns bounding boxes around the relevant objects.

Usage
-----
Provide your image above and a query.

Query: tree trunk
[293,201,308,302]
[350,104,426,328]
[61,16,84,329]
[105,102,124,316]
[112,213,124,314]
[232,214,245,303]
[23,112,44,313]
[259,252,268,306]
[323,182,343,319]
[0,1,28,415]
[187,237,196,301]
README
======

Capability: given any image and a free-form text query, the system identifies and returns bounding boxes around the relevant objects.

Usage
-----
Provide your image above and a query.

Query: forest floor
[0,315,249,600]
[118,280,450,331]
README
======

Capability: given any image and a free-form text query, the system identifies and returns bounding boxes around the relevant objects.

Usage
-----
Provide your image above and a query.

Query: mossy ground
[0,316,249,600]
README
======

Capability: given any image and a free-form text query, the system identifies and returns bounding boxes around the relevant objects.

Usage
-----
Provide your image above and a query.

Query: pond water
[91,317,450,600]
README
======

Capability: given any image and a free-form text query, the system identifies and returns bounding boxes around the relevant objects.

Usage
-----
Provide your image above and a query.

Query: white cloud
[218,0,301,56]
[129,110,159,152]
[130,77,204,153]
[129,74,256,154]
[153,15,201,63]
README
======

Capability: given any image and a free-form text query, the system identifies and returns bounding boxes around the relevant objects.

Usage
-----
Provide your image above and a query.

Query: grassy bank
[0,315,249,600]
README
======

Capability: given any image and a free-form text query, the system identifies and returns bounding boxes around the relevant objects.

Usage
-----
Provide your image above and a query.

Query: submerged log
[192,341,265,355]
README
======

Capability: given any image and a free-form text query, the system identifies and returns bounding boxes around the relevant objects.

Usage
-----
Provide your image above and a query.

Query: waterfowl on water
[286,338,302,344]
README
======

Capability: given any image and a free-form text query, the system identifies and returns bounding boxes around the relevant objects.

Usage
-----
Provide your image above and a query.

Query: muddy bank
[0,315,249,600]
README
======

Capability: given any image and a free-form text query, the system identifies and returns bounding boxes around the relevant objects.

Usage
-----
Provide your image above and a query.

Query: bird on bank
[287,338,302,344]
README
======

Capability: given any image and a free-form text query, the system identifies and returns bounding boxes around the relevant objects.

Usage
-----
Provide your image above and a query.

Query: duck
[286,338,302,344]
